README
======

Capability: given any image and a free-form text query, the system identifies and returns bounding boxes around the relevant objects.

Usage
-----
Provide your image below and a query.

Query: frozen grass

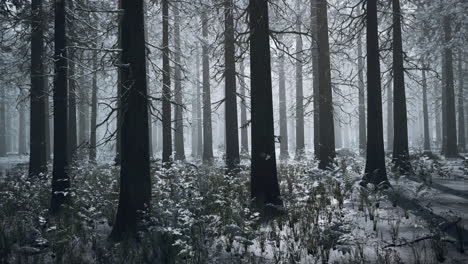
[0,153,467,263]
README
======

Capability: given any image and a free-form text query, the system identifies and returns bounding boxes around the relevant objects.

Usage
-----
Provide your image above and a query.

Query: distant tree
[196,50,203,158]
[239,59,249,155]
[442,16,458,157]
[386,76,393,151]
[162,0,172,164]
[0,86,6,157]
[110,0,151,240]
[18,90,27,155]
[316,0,335,169]
[278,52,289,160]
[421,67,431,152]
[295,0,305,159]
[173,3,185,161]
[224,0,239,169]
[357,19,366,155]
[249,0,282,211]
[89,50,98,163]
[457,51,465,152]
[29,0,47,176]
[362,0,389,186]
[392,0,411,173]
[50,0,70,213]
[310,0,319,158]
[202,9,213,164]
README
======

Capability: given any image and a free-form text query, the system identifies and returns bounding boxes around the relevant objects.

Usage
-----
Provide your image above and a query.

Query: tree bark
[224,0,240,169]
[115,0,122,165]
[110,0,151,241]
[89,50,98,163]
[202,10,213,164]
[422,68,431,152]
[295,0,305,159]
[362,0,388,186]
[387,76,393,151]
[316,0,335,169]
[392,0,411,173]
[239,59,249,155]
[443,16,458,157]
[310,0,320,159]
[67,0,77,163]
[249,0,282,211]
[29,0,47,175]
[173,3,185,161]
[278,52,289,159]
[457,51,465,152]
[50,0,70,213]
[162,0,172,164]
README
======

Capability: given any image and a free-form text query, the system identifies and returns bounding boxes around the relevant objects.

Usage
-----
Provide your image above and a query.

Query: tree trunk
[362,0,388,186]
[196,50,203,159]
[249,0,282,211]
[278,53,289,159]
[89,50,98,163]
[316,0,335,169]
[78,62,89,157]
[45,73,51,159]
[441,57,447,154]
[387,76,393,151]
[18,91,27,155]
[357,22,366,155]
[115,0,122,165]
[68,49,78,163]
[239,59,249,155]
[202,10,213,164]
[224,0,240,169]
[29,0,47,175]
[191,72,197,157]
[435,78,442,149]
[162,0,172,164]
[310,0,320,159]
[50,0,70,213]
[457,51,465,152]
[0,86,6,157]
[173,3,185,161]
[295,0,305,159]
[443,16,458,157]
[110,0,151,241]
[392,0,411,173]
[422,68,431,152]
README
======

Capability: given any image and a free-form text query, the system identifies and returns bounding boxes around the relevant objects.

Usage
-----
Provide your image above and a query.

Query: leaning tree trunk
[310,0,320,159]
[362,0,388,186]
[50,0,70,213]
[357,23,366,155]
[443,16,458,157]
[422,67,431,152]
[392,0,411,173]
[316,0,335,169]
[239,59,249,155]
[162,0,172,164]
[224,0,240,169]
[295,0,305,159]
[278,52,289,160]
[89,50,98,163]
[202,10,214,164]
[249,0,282,211]
[29,0,47,175]
[110,0,151,241]
[173,3,185,161]
[457,51,465,152]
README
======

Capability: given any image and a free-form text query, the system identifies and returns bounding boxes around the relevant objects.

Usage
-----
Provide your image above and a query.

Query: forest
[0,0,467,263]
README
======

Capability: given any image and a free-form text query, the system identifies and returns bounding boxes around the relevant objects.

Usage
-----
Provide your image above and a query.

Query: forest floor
[0,151,467,263]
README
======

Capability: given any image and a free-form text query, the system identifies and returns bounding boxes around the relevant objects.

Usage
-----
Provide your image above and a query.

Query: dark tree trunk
[316,0,335,169]
[249,0,282,211]
[29,0,47,175]
[441,58,447,154]
[67,1,77,163]
[196,51,203,159]
[191,73,197,157]
[110,0,151,241]
[443,16,458,157]
[457,51,465,152]
[357,25,366,155]
[45,73,51,160]
[115,0,122,165]
[89,50,98,163]
[50,0,70,213]
[224,0,240,169]
[387,76,393,151]
[18,91,27,155]
[278,53,289,159]
[78,64,89,155]
[239,59,249,155]
[173,3,185,161]
[162,0,172,164]
[310,0,320,159]
[435,78,442,149]
[295,0,305,159]
[362,0,388,186]
[422,68,431,152]
[202,11,213,164]
[392,0,411,173]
